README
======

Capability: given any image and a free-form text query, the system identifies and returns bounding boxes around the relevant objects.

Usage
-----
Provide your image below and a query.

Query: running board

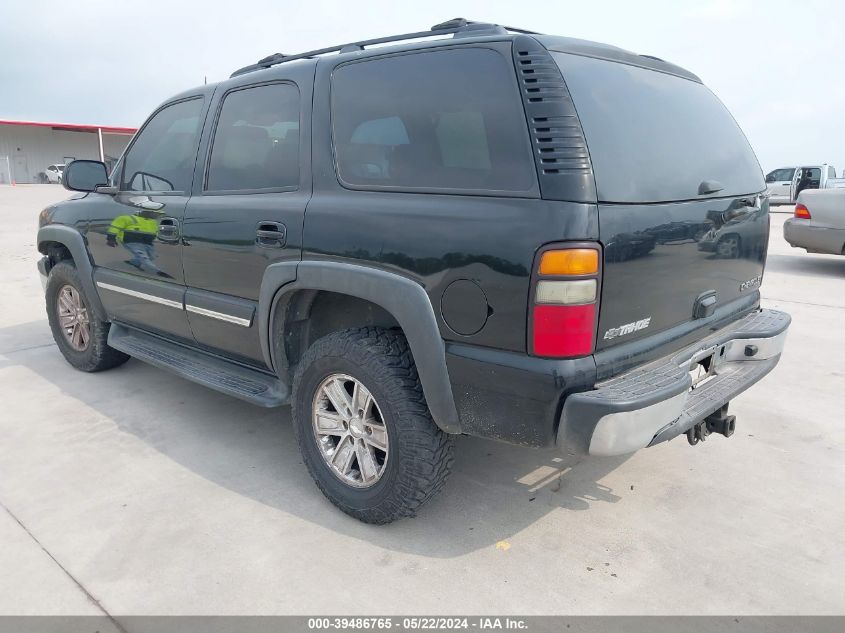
[108,324,289,407]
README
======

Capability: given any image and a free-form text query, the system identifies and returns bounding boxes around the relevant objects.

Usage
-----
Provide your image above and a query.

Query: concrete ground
[0,185,843,616]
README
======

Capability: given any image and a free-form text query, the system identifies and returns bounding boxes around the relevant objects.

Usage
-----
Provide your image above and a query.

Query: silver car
[783,189,845,255]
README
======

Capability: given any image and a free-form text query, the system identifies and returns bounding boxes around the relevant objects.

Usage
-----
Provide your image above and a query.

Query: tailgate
[597,196,768,349]
[549,51,768,351]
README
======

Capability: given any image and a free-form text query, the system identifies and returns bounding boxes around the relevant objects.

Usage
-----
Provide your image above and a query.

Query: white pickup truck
[766,164,845,205]
[783,188,845,256]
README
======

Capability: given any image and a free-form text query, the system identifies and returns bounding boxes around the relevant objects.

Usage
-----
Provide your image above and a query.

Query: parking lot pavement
[1,185,843,616]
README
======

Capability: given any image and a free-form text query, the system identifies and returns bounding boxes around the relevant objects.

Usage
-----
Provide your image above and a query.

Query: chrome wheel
[312,373,389,488]
[56,285,90,351]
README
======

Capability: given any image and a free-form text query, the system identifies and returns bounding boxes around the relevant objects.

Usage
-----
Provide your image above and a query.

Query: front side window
[332,48,535,193]
[768,168,794,182]
[206,83,300,192]
[121,98,203,193]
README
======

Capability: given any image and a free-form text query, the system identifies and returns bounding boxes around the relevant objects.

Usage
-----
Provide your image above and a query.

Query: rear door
[551,52,768,351]
[181,68,313,367]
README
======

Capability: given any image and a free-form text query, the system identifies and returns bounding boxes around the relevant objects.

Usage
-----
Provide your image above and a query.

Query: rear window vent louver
[512,35,597,203]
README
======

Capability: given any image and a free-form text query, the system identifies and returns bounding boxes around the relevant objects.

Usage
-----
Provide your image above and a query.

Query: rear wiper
[698,180,724,195]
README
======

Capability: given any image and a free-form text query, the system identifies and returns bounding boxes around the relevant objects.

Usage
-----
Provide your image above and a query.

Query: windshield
[552,52,764,203]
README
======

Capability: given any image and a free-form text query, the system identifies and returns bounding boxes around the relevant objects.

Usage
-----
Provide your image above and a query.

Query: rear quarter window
[331,47,536,195]
[552,53,764,203]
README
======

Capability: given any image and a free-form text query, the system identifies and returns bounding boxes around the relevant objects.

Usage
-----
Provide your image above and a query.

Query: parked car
[767,164,842,204]
[698,202,770,259]
[36,19,790,523]
[783,189,845,256]
[45,164,65,184]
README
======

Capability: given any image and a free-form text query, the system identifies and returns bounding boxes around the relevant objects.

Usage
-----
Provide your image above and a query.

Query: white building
[0,119,137,184]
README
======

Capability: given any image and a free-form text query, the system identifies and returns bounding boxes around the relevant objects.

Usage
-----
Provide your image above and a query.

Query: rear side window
[331,48,535,194]
[552,53,764,203]
[121,98,203,193]
[206,83,300,192]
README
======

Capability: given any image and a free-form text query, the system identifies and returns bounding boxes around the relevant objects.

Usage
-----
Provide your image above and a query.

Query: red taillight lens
[530,244,601,358]
[794,204,811,219]
[533,304,596,357]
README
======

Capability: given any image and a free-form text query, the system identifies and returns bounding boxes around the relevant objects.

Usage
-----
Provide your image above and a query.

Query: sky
[1,0,842,174]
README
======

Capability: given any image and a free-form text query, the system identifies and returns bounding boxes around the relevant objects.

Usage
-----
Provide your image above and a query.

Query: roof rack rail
[230,18,541,77]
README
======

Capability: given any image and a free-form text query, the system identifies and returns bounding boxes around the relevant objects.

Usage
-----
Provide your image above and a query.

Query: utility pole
[97,127,105,163]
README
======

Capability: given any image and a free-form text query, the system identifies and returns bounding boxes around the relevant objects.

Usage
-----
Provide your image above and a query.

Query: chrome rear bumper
[557,309,790,456]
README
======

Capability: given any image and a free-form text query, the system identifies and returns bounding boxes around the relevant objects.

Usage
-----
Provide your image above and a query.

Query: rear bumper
[557,308,790,456]
[783,219,845,255]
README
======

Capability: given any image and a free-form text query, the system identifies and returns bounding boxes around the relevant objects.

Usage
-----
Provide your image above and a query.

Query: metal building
[0,120,137,184]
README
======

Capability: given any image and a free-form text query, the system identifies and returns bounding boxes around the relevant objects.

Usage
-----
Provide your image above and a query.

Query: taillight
[530,244,601,358]
[794,204,811,219]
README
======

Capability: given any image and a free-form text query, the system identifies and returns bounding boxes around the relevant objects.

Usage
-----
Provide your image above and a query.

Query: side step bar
[108,324,289,407]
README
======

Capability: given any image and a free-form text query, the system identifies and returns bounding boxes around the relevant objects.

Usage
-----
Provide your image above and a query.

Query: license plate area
[685,345,724,390]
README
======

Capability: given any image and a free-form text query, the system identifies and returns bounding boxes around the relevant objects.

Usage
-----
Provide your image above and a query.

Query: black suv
[37,19,790,523]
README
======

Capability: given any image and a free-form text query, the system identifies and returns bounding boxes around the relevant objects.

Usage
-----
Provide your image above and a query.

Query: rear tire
[46,261,129,372]
[291,327,453,524]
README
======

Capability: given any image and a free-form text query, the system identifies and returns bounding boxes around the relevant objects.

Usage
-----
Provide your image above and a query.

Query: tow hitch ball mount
[687,404,736,446]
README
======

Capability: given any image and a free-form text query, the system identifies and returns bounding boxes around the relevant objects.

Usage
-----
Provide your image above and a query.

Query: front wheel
[291,327,453,524]
[45,261,129,372]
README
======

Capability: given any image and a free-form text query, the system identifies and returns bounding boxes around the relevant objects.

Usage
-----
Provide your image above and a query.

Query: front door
[766,167,794,201]
[86,96,207,342]
[13,154,29,183]
[182,76,311,366]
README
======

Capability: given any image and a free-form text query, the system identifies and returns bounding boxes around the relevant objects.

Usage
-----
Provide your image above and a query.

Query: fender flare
[37,225,107,320]
[258,261,461,434]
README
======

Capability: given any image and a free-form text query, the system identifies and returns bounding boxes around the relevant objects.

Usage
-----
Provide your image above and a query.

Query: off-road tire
[291,327,454,524]
[45,261,129,372]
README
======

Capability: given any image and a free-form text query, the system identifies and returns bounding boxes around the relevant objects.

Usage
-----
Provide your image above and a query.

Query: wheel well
[278,290,402,377]
[38,241,74,268]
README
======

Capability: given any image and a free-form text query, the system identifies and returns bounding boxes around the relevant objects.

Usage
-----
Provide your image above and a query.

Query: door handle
[256,221,286,248]
[157,217,180,242]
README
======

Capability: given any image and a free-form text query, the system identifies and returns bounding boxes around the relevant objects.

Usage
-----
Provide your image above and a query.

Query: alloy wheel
[56,285,90,351]
[312,373,389,488]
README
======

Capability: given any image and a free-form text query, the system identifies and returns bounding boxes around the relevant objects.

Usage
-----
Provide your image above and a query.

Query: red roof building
[0,119,137,184]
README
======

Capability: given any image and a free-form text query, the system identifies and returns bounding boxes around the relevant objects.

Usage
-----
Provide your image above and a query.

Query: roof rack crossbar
[230,18,540,77]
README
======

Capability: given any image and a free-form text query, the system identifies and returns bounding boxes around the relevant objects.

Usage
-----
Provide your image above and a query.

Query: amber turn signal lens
[539,249,599,276]
[794,204,811,219]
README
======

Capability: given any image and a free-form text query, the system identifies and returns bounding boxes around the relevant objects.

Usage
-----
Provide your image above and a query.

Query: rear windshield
[552,53,764,203]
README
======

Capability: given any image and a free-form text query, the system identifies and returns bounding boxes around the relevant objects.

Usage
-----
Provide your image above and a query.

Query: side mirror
[63,160,109,192]
[765,174,775,183]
